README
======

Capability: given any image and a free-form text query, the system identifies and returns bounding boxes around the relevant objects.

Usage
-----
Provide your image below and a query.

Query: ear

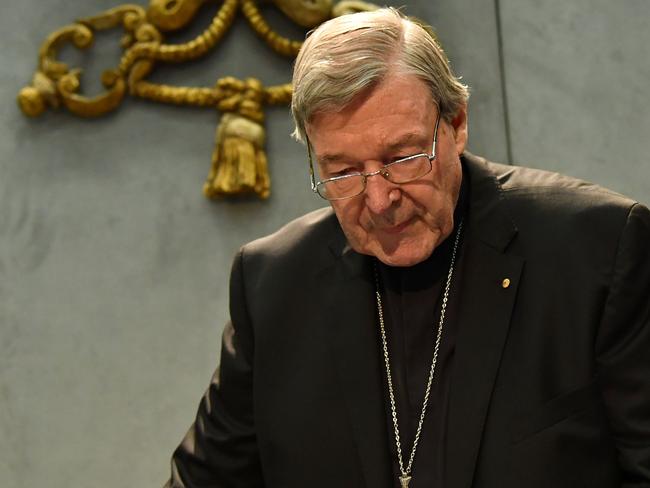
[450,104,468,155]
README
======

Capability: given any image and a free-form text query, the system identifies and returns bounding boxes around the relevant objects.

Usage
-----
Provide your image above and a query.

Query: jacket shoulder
[466,155,648,268]
[234,207,341,290]
[462,153,646,261]
[243,207,338,259]
[485,159,637,211]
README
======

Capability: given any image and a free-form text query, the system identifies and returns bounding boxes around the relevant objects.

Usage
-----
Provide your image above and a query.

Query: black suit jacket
[166,153,650,488]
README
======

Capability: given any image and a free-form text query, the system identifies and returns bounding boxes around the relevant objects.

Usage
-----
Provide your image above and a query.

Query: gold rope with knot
[17,0,379,199]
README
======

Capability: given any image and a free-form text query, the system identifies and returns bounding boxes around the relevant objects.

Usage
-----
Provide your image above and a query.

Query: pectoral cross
[399,475,412,487]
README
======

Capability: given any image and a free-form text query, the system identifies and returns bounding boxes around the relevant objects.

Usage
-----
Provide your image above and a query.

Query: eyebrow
[317,153,348,166]
[316,132,425,166]
[385,132,425,152]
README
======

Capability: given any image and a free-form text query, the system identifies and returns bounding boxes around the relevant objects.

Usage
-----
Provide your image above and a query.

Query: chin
[367,241,435,267]
[345,228,437,267]
[374,252,430,267]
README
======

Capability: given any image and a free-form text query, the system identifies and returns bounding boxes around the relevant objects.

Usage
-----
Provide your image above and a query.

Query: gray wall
[1,1,648,486]
[501,0,650,201]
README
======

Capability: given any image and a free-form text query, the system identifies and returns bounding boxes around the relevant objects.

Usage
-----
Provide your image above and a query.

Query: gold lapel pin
[501,278,511,289]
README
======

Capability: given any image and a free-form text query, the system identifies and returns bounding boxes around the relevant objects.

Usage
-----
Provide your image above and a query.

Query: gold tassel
[203,112,270,199]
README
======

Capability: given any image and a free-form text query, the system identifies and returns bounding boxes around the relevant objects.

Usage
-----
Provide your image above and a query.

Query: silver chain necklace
[373,221,463,488]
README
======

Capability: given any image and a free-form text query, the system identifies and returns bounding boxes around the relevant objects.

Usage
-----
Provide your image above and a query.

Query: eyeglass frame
[306,111,442,201]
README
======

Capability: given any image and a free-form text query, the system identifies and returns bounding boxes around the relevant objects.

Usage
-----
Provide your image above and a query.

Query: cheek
[404,183,443,219]
[332,201,367,233]
[411,171,460,228]
[428,158,462,203]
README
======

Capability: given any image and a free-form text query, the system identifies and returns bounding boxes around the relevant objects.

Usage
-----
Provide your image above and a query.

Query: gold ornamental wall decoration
[17,0,379,199]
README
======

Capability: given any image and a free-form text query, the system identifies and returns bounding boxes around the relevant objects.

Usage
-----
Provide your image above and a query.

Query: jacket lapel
[319,239,394,488]
[445,154,524,488]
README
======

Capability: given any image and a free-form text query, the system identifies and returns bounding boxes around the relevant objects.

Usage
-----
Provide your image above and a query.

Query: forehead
[306,74,436,158]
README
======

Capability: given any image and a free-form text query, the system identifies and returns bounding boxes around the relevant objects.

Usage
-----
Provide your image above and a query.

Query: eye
[388,146,423,163]
[388,155,413,165]
[328,166,358,178]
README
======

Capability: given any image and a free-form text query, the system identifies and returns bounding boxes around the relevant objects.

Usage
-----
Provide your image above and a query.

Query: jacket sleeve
[164,249,265,488]
[595,202,650,485]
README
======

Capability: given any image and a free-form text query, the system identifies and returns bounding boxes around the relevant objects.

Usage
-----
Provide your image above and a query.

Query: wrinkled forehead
[305,75,439,164]
[305,73,437,130]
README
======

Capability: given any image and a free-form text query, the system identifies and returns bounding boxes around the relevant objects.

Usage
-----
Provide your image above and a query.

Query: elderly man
[165,8,650,488]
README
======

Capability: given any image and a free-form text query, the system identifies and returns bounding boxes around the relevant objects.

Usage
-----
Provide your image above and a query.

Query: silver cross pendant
[399,475,412,487]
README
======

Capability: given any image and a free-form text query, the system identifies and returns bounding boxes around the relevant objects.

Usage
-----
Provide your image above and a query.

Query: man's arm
[165,250,264,488]
[596,202,650,485]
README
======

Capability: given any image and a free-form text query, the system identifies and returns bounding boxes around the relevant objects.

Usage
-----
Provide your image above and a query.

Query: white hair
[291,7,470,143]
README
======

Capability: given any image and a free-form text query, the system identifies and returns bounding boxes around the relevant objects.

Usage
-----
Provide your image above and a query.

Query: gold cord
[241,0,303,57]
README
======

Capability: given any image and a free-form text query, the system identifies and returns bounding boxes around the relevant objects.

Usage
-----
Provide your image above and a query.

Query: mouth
[380,217,414,235]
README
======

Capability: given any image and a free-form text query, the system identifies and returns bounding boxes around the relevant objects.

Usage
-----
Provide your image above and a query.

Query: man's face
[306,73,468,267]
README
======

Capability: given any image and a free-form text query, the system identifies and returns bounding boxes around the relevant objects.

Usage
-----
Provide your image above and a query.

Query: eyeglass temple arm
[306,137,318,192]
[430,112,441,159]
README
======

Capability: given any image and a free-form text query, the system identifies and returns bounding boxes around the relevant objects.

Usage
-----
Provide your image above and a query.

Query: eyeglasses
[307,112,441,201]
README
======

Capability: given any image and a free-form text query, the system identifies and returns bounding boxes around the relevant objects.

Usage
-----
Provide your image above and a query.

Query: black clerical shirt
[375,179,467,488]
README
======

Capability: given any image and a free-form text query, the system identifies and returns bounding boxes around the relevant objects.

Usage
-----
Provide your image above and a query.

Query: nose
[364,171,400,214]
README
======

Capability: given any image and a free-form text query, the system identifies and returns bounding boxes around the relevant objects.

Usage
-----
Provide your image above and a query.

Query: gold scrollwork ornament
[18,0,380,199]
